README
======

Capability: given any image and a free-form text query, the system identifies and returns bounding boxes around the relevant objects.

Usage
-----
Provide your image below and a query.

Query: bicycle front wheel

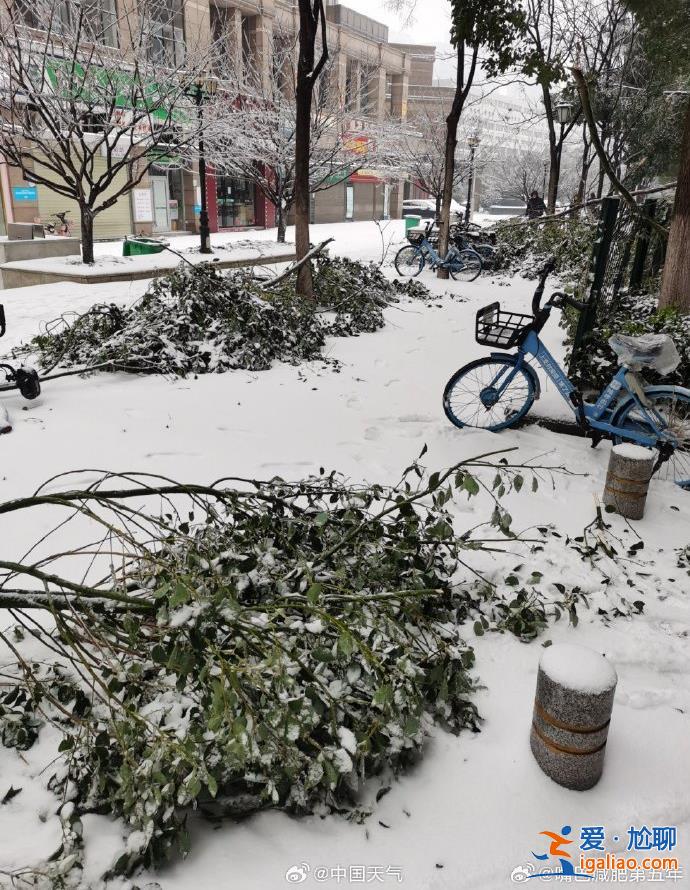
[612,387,690,489]
[449,249,482,282]
[443,356,535,432]
[394,245,425,277]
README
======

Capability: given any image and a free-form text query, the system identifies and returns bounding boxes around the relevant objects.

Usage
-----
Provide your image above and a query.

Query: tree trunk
[660,99,690,310]
[276,192,287,243]
[294,0,327,299]
[435,192,441,221]
[80,205,95,264]
[542,86,559,214]
[546,146,559,214]
[575,134,592,207]
[294,73,313,296]
[437,40,465,280]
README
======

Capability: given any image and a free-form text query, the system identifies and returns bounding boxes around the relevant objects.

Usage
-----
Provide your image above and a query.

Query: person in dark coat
[526,191,547,219]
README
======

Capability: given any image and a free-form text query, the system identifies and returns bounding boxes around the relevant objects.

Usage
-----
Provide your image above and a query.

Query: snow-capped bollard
[530,643,617,791]
[603,443,655,520]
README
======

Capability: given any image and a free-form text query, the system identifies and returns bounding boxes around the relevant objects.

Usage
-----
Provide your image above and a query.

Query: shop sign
[12,186,38,202]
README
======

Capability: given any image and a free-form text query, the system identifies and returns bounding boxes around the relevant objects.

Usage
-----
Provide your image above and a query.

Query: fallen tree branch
[572,66,670,238]
[501,182,677,228]
[261,238,334,290]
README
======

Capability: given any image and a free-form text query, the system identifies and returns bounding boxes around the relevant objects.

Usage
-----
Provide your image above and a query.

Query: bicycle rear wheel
[449,249,482,282]
[443,356,535,432]
[394,245,425,277]
[612,387,690,489]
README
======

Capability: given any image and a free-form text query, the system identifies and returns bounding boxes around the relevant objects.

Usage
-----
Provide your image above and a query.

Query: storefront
[214,175,256,228]
[36,154,133,239]
[149,165,186,234]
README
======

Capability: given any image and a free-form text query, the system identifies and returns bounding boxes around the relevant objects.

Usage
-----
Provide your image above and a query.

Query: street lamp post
[192,77,218,255]
[465,133,481,225]
[552,101,574,208]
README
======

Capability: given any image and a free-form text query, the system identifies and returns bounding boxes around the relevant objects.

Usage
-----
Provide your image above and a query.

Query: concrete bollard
[603,443,655,520]
[530,643,617,791]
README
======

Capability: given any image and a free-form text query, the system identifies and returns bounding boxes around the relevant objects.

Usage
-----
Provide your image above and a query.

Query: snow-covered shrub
[0,456,652,885]
[24,259,432,377]
[563,291,690,389]
[29,263,325,375]
[493,216,597,280]
[1,459,532,879]
[314,254,430,336]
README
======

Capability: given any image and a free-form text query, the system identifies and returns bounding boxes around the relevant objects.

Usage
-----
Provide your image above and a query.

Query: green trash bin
[404,215,422,233]
[123,236,169,257]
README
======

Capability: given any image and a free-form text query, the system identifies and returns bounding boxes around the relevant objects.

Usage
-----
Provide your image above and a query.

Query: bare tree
[393,103,469,217]
[435,1,526,279]
[0,0,220,263]
[208,28,387,244]
[520,0,581,213]
[520,0,637,211]
[481,140,549,205]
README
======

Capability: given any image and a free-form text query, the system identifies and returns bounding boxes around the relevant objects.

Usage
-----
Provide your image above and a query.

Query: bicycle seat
[609,333,681,375]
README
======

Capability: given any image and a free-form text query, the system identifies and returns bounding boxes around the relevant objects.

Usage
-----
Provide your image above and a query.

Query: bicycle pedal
[588,430,605,448]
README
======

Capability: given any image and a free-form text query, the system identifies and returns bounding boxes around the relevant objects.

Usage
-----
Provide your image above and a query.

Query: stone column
[530,643,617,791]
[603,444,655,520]
[333,47,348,108]
[253,13,275,95]
[228,8,243,80]
[184,0,212,57]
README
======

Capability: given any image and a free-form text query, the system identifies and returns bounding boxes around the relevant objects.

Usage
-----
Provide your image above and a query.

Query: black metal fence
[568,195,670,374]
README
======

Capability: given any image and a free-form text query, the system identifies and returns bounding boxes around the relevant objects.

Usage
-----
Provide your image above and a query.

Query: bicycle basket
[475,302,534,348]
[406,230,425,245]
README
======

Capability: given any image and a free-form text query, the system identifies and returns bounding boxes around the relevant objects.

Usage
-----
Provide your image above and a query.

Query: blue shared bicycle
[395,221,482,282]
[443,262,690,488]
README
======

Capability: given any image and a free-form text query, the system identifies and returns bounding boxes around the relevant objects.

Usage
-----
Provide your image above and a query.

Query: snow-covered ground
[0,236,294,280]
[1,221,688,889]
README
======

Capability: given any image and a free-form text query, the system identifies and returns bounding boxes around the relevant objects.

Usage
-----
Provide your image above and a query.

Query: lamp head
[554,101,573,125]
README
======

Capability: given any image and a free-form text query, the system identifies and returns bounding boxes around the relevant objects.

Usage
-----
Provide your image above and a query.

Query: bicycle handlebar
[531,259,555,314]
[549,291,589,312]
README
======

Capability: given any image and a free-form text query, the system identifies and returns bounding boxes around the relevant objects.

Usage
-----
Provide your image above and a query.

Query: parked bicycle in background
[38,210,74,236]
[395,220,482,282]
[449,221,497,267]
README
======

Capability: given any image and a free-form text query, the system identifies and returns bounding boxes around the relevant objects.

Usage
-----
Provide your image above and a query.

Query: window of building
[272,33,293,97]
[360,65,378,117]
[19,0,118,46]
[149,0,185,68]
[385,73,395,116]
[216,175,255,228]
[210,4,230,58]
[241,15,255,82]
[345,59,358,111]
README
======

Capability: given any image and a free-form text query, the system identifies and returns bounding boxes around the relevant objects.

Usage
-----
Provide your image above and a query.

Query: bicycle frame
[418,237,457,270]
[488,330,679,450]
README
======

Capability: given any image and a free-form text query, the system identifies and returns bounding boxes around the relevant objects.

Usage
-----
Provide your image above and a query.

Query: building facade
[0,0,417,239]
